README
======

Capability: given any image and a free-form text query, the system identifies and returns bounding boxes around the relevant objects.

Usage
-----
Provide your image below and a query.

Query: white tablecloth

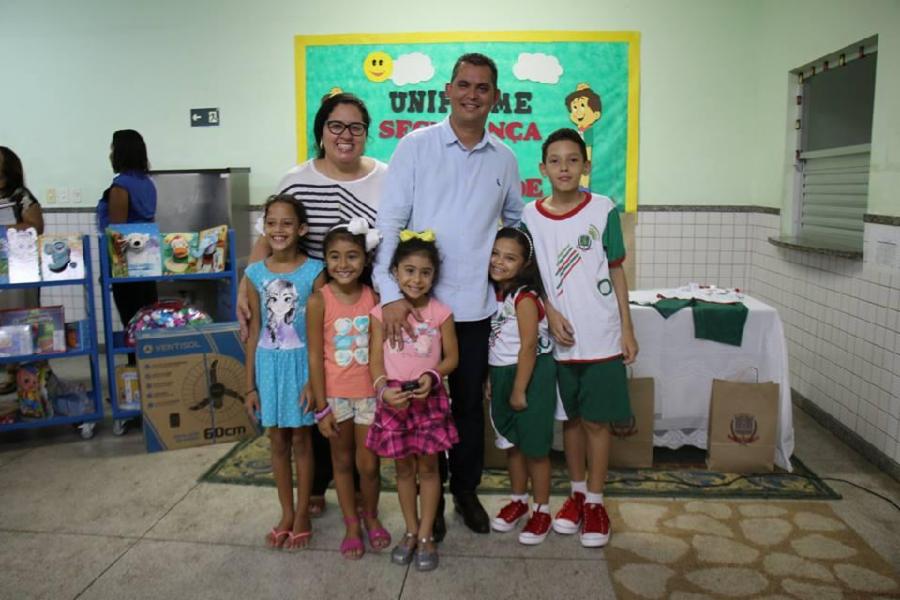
[629,290,794,471]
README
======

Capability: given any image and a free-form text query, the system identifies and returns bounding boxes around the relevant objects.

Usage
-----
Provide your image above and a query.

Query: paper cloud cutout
[391,52,435,86]
[513,53,563,84]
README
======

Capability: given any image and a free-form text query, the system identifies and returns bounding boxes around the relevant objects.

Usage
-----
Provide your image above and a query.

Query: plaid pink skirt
[366,380,459,459]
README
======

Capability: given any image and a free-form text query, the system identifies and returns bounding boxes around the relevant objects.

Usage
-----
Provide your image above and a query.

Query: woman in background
[0,147,44,394]
[96,130,158,361]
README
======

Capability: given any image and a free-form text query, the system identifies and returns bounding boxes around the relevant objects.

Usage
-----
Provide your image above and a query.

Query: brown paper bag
[609,377,655,468]
[706,379,779,473]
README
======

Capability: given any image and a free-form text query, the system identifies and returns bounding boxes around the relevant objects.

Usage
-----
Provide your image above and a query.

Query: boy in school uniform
[521,127,638,547]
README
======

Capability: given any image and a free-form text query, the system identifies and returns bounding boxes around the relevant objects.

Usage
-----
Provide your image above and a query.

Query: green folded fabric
[650,298,693,319]
[691,300,748,346]
[636,297,749,346]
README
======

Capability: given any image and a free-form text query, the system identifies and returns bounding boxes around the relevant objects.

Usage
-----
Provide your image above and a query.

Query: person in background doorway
[96,129,158,365]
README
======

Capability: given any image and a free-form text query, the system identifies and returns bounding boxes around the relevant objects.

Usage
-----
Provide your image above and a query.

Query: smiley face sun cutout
[363,50,393,83]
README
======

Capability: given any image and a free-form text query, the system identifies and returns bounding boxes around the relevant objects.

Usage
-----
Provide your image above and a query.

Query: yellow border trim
[294,31,641,210]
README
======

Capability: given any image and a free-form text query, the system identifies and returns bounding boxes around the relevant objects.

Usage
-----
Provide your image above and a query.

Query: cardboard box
[136,322,255,452]
[609,377,656,469]
[115,365,142,410]
[706,379,779,473]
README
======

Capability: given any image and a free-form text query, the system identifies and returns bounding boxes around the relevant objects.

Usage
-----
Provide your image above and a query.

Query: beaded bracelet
[314,405,332,423]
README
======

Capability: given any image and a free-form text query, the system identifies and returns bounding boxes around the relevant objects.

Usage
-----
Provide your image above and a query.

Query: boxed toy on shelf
[106,223,162,277]
[162,232,199,274]
[197,225,228,273]
[115,365,141,410]
[0,325,34,356]
[0,226,8,284]
[16,363,52,420]
[5,227,40,283]
[0,306,66,353]
[64,320,92,350]
[39,234,85,281]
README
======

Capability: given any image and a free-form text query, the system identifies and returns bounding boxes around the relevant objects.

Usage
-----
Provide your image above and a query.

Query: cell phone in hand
[401,380,419,392]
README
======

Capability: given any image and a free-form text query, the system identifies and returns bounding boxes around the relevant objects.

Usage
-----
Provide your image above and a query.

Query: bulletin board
[294,31,640,211]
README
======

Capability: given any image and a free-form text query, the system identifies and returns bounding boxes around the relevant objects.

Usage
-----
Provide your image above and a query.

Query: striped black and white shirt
[274,159,386,260]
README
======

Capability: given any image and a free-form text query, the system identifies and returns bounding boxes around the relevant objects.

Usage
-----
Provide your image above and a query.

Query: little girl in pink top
[367,231,459,572]
[308,219,389,560]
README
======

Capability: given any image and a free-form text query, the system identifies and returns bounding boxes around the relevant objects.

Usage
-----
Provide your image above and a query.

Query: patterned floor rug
[605,499,900,598]
[200,436,839,500]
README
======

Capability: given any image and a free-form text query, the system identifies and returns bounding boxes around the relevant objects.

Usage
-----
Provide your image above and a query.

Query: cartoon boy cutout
[565,83,602,188]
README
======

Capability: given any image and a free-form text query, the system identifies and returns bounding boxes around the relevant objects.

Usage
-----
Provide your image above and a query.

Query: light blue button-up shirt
[373,118,523,322]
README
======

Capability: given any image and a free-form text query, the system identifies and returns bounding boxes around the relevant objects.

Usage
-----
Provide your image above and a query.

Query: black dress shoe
[453,492,490,534]
[433,494,447,542]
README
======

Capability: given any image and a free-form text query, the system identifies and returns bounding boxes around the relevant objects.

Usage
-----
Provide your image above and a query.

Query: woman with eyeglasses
[239,91,386,519]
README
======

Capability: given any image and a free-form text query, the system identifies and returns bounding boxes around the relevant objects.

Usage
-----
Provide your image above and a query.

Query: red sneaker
[491,500,529,532]
[580,502,610,547]
[552,492,585,534]
[518,511,552,545]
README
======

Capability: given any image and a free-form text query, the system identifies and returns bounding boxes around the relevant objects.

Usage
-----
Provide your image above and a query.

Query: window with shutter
[791,37,877,252]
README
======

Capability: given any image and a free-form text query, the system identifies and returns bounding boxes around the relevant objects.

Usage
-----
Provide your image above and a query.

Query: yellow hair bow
[399,229,436,243]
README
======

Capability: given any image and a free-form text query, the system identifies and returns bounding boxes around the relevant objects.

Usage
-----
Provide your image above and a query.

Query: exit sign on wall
[190,108,220,127]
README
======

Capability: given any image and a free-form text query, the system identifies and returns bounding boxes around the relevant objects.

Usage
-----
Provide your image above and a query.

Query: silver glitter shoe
[390,532,416,565]
[414,537,439,571]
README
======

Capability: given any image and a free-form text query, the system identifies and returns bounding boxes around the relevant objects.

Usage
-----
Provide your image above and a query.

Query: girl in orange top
[307,218,388,560]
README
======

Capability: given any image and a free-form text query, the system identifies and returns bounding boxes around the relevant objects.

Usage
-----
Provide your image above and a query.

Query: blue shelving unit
[97,230,237,434]
[0,235,104,439]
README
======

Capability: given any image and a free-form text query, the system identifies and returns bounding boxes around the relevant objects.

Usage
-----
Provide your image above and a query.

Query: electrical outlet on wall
[70,188,82,204]
[57,188,69,204]
[46,188,57,203]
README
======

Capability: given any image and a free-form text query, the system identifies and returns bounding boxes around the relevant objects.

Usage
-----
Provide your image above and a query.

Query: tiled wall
[38,211,122,343]
[747,216,900,470]
[633,208,900,471]
[633,209,759,291]
[40,207,899,472]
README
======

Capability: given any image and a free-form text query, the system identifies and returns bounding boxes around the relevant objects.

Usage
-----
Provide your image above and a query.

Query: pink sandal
[340,516,365,560]
[284,530,312,551]
[266,528,291,549]
[360,510,392,551]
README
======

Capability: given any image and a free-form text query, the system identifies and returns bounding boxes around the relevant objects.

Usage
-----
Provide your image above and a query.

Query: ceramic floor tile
[144,485,408,553]
[399,555,615,600]
[77,538,406,600]
[0,434,234,537]
[0,447,32,469]
[0,530,134,600]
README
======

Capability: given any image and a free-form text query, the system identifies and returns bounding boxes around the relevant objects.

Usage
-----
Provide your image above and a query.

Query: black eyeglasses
[325,120,367,136]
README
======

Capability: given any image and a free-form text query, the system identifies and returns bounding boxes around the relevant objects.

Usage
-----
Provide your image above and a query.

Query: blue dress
[246,257,323,428]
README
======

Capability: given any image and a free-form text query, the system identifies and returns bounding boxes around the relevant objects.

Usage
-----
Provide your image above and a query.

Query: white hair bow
[344,217,381,252]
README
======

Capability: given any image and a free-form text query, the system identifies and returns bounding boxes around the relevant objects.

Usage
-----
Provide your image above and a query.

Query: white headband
[329,217,382,252]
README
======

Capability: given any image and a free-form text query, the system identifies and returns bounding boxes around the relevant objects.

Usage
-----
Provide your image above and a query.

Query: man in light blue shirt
[373,53,523,540]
